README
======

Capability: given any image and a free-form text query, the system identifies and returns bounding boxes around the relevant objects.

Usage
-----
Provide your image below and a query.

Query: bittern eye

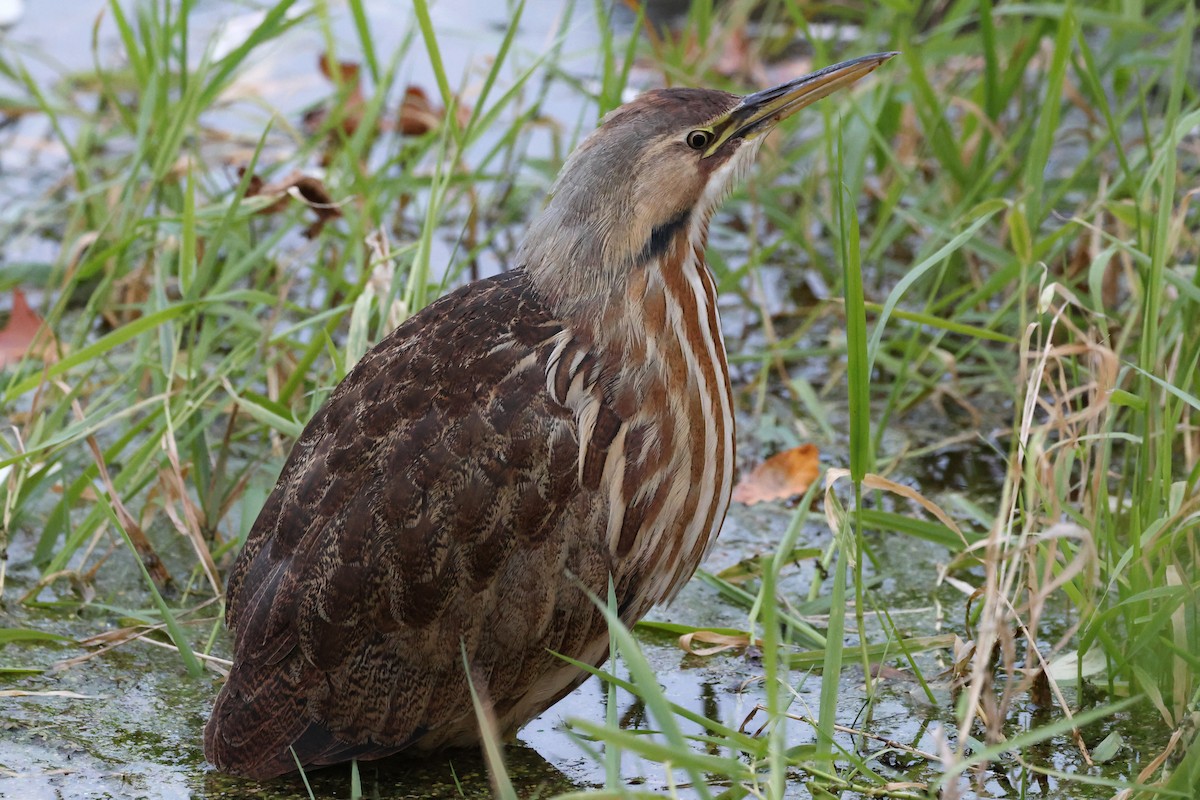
[686,129,714,150]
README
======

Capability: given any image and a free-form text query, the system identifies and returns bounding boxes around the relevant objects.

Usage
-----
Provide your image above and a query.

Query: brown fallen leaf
[305,50,473,141]
[318,53,361,89]
[394,85,472,136]
[870,663,918,682]
[732,443,820,505]
[0,288,57,368]
[714,25,768,86]
[396,85,442,135]
[303,53,367,138]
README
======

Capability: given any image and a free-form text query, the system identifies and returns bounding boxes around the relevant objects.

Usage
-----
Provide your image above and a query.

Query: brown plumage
[205,53,894,780]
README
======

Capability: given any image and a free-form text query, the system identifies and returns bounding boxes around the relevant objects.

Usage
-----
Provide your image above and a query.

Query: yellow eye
[686,129,714,150]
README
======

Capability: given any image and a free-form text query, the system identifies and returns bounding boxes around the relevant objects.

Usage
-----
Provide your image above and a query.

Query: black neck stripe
[639,209,691,264]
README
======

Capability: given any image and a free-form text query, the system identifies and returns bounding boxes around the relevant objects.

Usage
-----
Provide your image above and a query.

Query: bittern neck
[595,219,710,353]
[533,216,733,612]
[520,205,718,330]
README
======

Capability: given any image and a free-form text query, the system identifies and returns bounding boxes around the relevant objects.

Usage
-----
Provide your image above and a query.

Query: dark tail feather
[204,678,310,780]
[204,680,419,780]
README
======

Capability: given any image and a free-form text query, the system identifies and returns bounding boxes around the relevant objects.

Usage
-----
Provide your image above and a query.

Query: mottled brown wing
[204,270,618,780]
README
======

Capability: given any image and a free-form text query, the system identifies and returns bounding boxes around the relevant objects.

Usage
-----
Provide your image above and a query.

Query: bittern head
[521,52,897,314]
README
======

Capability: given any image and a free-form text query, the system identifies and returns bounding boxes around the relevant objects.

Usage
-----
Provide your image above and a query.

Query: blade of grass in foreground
[814,130,869,768]
[605,580,620,790]
[758,479,821,800]
[555,653,763,754]
[463,644,519,800]
[99,502,202,678]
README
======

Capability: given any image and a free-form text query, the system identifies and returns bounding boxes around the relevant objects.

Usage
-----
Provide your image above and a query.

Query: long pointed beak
[705,52,899,156]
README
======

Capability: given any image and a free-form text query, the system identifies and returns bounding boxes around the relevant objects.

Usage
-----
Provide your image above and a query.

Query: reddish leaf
[732,444,820,505]
[0,289,57,368]
[714,25,766,85]
[318,53,361,86]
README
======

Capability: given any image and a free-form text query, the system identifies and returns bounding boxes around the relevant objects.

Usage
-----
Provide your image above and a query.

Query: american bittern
[204,52,895,780]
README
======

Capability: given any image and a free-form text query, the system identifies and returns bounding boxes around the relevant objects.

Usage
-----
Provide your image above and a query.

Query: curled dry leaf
[243,169,343,239]
[678,629,762,657]
[732,443,820,505]
[822,467,969,549]
[105,258,182,328]
[0,288,57,368]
